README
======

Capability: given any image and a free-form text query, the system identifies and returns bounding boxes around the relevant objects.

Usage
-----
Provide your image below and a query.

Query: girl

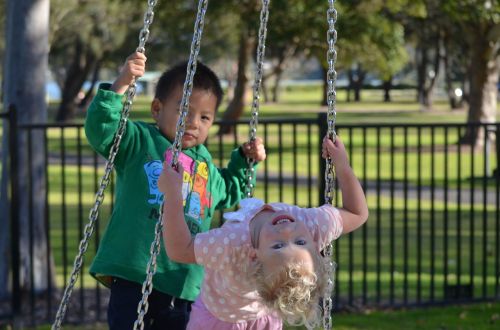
[158,136,368,330]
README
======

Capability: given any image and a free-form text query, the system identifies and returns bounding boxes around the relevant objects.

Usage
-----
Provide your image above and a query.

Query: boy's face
[151,85,217,149]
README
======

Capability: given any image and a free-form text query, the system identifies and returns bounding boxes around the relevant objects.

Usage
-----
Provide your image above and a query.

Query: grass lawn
[26,302,500,330]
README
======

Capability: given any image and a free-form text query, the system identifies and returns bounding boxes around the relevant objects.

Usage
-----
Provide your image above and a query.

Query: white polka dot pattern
[193,203,343,322]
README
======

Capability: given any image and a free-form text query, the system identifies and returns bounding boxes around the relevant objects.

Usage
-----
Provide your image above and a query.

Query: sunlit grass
[28,302,500,330]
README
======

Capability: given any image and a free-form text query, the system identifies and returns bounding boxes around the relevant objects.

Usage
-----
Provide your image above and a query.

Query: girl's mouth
[272,214,294,225]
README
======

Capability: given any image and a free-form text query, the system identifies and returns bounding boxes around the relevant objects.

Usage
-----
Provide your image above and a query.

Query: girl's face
[251,209,317,275]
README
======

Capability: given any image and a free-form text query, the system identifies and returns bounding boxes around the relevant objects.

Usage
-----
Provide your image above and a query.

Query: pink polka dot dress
[188,201,343,329]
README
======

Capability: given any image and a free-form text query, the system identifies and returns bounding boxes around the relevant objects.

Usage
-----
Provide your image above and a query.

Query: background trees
[49,0,141,121]
[440,0,499,143]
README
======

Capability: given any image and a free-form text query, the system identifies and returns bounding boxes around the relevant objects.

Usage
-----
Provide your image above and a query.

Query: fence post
[8,104,21,319]
[495,124,500,178]
[318,112,327,205]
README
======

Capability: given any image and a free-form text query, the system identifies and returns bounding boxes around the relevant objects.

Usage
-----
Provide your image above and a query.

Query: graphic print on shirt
[164,150,211,230]
[143,160,163,205]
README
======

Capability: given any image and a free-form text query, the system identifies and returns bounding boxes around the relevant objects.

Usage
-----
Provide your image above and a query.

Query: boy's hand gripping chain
[323,1,338,329]
[133,1,209,330]
[245,0,271,198]
[51,1,159,329]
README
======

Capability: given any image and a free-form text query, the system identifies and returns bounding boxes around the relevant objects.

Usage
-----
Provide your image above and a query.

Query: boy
[84,52,266,330]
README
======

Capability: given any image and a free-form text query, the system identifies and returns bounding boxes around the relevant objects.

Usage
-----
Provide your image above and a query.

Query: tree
[403,0,442,110]
[306,0,411,104]
[49,0,137,121]
[207,0,260,134]
[1,0,52,298]
[441,0,499,145]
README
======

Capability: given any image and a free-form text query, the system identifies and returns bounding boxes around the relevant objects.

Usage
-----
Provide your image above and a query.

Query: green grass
[24,302,500,330]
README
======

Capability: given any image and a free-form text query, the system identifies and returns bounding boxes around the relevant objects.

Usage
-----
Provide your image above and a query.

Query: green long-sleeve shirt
[84,85,255,300]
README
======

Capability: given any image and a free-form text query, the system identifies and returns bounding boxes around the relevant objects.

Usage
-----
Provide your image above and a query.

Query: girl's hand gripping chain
[158,161,184,201]
[322,135,369,234]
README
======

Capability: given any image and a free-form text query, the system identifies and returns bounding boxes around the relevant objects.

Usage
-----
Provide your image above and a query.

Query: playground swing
[51,0,338,329]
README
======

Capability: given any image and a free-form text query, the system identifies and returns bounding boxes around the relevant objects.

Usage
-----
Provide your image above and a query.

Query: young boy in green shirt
[84,52,266,330]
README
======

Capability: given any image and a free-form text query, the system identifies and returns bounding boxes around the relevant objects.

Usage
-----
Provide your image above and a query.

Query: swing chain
[245,0,271,198]
[137,0,158,53]
[134,1,209,329]
[324,0,338,203]
[171,0,209,167]
[51,1,159,329]
[323,1,337,330]
[133,205,164,330]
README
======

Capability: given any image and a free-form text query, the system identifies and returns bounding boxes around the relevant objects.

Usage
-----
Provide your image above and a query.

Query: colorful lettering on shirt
[143,160,163,205]
[164,149,212,232]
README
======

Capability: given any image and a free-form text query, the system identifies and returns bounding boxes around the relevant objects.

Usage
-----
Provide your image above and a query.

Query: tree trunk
[219,30,253,135]
[461,37,499,146]
[416,38,440,111]
[352,65,365,102]
[78,59,102,111]
[270,47,293,103]
[1,0,54,300]
[382,77,392,102]
[346,69,353,103]
[442,33,463,110]
[416,46,428,103]
[271,68,283,103]
[56,39,98,122]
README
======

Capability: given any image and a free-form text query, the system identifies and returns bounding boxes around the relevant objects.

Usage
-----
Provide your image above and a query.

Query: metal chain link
[170,0,209,166]
[51,1,159,329]
[323,0,338,329]
[133,1,209,329]
[244,0,271,198]
[133,206,164,330]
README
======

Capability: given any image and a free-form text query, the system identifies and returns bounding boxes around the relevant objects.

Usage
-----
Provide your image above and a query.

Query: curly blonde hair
[252,251,328,328]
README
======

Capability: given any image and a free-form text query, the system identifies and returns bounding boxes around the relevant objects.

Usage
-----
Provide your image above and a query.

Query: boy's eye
[202,115,211,121]
[271,243,284,249]
[295,239,306,246]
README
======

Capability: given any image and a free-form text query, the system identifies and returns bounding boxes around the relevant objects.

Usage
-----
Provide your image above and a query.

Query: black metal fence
[1,106,499,327]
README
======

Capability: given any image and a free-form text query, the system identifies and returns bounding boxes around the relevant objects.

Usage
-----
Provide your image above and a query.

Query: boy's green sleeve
[84,84,143,166]
[214,148,258,209]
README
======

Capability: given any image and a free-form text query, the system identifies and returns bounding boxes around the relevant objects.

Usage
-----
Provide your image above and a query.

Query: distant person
[159,136,368,329]
[84,51,266,330]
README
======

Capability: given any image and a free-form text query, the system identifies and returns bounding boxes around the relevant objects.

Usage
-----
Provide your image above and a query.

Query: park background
[0,0,499,329]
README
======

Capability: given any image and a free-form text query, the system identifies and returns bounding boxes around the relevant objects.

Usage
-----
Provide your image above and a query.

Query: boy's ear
[151,99,162,122]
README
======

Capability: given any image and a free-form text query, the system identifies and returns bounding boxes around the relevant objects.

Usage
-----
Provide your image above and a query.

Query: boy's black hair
[154,61,224,111]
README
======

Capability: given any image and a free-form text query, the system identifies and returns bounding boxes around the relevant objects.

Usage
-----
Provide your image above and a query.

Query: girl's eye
[272,243,284,249]
[202,116,211,121]
[295,239,306,246]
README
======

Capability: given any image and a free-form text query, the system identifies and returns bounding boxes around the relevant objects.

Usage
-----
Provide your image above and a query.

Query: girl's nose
[277,222,295,235]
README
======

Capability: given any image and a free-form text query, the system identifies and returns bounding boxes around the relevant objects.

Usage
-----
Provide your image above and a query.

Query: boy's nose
[186,115,199,128]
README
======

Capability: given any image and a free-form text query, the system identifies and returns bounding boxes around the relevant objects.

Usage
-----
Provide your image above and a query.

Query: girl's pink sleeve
[301,205,343,250]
